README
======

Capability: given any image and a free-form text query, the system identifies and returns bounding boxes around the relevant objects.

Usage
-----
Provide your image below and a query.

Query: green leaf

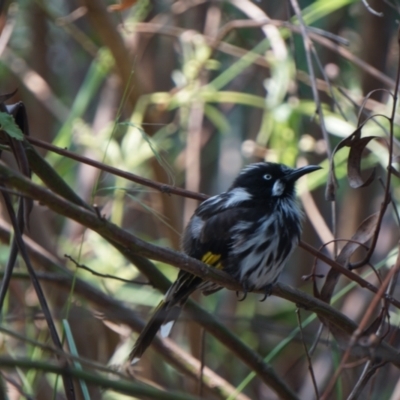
[0,112,24,140]
[62,320,91,400]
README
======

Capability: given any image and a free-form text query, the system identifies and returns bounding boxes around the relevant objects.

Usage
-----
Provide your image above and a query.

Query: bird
[129,161,321,363]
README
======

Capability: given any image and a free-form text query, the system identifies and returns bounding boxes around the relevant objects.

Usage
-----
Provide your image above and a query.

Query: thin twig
[362,0,384,17]
[346,361,384,400]
[26,136,207,201]
[321,245,400,399]
[6,163,400,395]
[0,270,251,399]
[296,309,320,399]
[198,328,206,398]
[0,197,23,312]
[289,0,337,258]
[350,28,400,268]
[0,186,76,400]
[0,160,399,312]
[131,21,395,88]
[0,357,200,400]
[1,373,33,400]
[0,324,128,379]
[299,241,400,309]
[64,254,151,285]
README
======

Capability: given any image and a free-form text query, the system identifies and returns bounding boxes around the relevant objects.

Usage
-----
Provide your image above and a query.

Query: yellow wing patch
[201,252,223,269]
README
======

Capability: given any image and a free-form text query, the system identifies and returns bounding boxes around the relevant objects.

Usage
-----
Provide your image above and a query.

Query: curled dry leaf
[361,308,386,337]
[325,126,377,201]
[336,212,379,265]
[347,135,376,188]
[316,212,379,304]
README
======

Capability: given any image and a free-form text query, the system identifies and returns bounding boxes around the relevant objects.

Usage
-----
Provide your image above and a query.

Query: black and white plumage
[129,162,321,363]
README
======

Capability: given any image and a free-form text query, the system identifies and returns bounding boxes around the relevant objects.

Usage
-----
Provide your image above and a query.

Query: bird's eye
[263,174,272,180]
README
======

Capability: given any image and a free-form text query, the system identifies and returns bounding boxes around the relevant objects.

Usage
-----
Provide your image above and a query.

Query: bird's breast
[232,199,302,290]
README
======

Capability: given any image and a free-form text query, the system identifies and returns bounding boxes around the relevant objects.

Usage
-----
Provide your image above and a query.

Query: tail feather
[129,272,201,363]
[129,300,170,363]
[160,305,182,337]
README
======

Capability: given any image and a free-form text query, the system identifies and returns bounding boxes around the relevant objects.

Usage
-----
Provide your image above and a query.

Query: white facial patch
[272,179,285,196]
[225,188,252,207]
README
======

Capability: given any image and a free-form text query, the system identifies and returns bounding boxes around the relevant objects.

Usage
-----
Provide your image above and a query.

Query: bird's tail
[129,300,176,363]
[129,272,202,363]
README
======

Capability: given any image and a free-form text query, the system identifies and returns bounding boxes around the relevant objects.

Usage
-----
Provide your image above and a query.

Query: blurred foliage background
[0,0,400,399]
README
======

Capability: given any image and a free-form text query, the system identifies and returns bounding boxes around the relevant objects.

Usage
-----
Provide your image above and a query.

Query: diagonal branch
[1,160,396,307]
[0,163,400,366]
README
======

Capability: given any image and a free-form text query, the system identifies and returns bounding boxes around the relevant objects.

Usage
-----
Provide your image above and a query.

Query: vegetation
[0,0,399,399]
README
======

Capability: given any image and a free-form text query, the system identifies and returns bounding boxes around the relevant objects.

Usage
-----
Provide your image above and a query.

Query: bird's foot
[236,290,248,301]
[259,284,274,302]
[236,282,253,301]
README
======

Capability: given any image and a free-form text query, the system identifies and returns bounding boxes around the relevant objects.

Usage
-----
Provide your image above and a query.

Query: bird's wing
[183,206,258,262]
[195,188,254,218]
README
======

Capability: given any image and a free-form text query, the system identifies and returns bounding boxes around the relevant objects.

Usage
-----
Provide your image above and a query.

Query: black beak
[283,165,321,182]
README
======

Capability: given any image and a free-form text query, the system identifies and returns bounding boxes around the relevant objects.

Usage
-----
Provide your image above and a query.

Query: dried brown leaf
[336,212,379,265]
[347,135,376,188]
[326,127,377,201]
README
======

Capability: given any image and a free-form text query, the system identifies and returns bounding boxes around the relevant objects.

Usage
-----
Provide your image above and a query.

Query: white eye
[263,174,272,180]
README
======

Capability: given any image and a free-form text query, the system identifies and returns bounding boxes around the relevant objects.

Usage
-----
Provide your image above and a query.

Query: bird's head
[230,162,321,200]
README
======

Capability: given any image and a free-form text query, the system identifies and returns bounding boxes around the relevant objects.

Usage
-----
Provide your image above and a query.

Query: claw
[237,291,248,301]
[259,284,273,302]
[259,292,269,302]
[237,281,250,301]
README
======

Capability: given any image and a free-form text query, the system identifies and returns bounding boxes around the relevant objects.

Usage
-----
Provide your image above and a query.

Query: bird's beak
[283,165,322,182]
